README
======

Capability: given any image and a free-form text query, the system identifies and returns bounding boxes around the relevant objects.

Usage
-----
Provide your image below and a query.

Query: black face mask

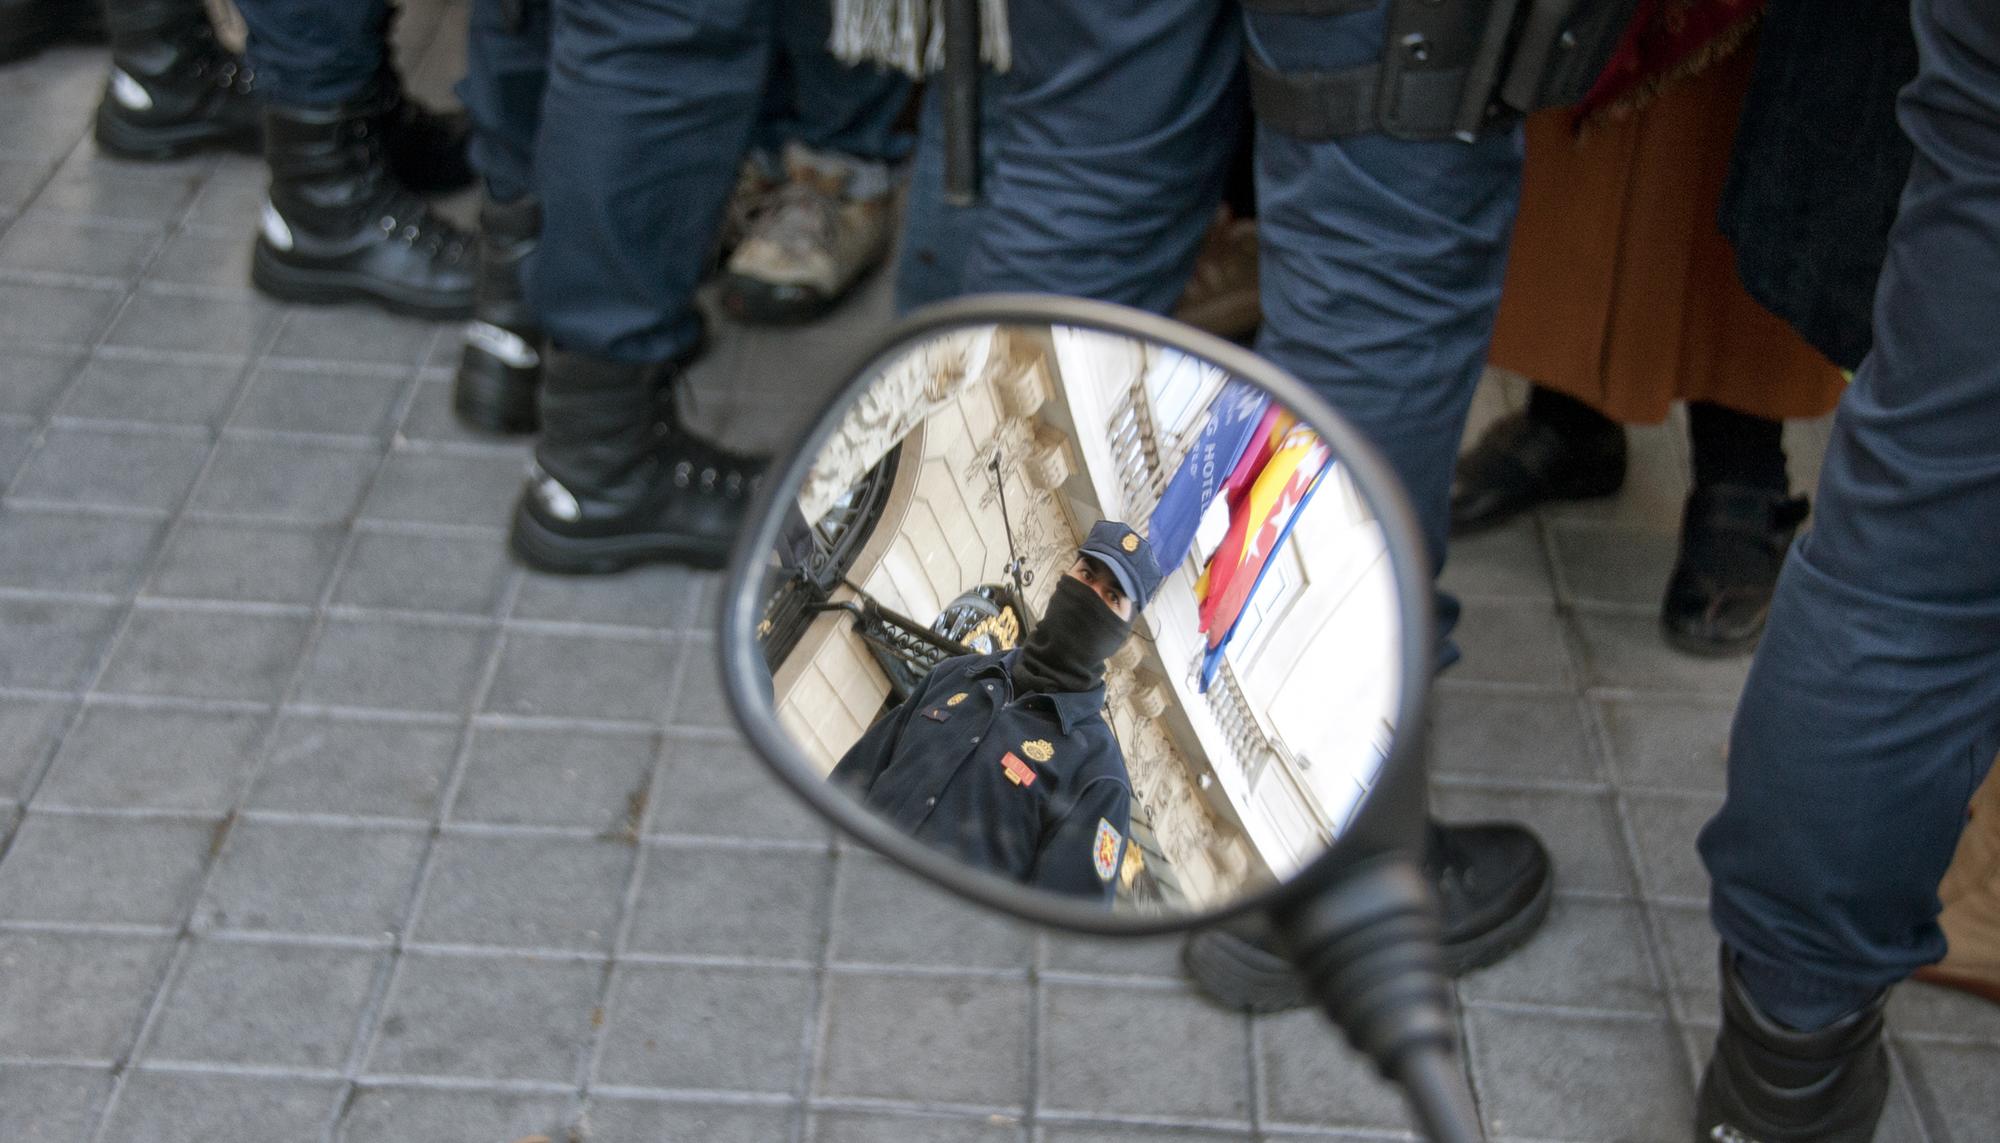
[1013,575,1131,696]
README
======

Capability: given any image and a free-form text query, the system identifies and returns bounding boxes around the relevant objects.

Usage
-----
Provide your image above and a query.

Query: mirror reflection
[756,323,1405,916]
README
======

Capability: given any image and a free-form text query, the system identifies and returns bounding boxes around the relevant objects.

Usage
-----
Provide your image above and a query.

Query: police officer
[831,521,1165,905]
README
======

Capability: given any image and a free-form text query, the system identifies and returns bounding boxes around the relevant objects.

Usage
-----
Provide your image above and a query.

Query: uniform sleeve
[1028,777,1132,905]
[828,668,933,795]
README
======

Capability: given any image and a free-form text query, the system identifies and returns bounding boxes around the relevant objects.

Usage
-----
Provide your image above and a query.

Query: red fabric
[1578,0,1762,120]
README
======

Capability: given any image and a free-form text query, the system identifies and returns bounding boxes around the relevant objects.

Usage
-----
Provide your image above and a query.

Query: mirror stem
[1268,856,1486,1143]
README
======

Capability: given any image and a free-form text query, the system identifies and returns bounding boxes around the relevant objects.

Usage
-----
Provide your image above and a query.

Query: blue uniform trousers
[1698,0,2000,1030]
[902,0,1524,661]
[234,0,389,106]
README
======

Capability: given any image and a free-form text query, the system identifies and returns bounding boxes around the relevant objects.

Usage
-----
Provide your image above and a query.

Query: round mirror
[722,298,1433,933]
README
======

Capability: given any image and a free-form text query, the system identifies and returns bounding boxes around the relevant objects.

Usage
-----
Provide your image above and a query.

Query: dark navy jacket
[830,651,1132,904]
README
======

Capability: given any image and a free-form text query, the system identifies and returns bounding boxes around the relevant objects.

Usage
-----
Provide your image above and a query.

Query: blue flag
[1146,382,1269,571]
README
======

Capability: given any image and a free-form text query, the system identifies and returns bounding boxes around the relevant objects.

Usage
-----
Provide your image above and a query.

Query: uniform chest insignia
[947,692,968,706]
[1022,739,1054,763]
[1093,818,1122,882]
[1000,751,1038,787]
[1120,531,1140,552]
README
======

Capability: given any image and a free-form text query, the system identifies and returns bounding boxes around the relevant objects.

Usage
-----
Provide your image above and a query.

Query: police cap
[1078,520,1163,612]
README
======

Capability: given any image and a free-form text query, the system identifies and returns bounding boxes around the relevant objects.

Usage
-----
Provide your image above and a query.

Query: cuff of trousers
[1731,945,1887,1033]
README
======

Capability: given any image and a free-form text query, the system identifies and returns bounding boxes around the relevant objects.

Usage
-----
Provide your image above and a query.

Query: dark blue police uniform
[831,650,1133,904]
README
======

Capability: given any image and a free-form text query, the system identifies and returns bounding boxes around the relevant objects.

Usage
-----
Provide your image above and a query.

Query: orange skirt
[1487,40,1846,426]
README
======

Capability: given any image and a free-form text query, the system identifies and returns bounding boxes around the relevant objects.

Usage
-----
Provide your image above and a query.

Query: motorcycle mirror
[718,296,1436,937]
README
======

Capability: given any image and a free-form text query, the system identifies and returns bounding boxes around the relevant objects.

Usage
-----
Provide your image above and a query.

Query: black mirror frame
[719,294,1437,937]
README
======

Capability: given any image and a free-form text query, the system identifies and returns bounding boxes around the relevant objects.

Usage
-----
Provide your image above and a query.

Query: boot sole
[509,498,731,575]
[93,103,261,162]
[251,242,475,321]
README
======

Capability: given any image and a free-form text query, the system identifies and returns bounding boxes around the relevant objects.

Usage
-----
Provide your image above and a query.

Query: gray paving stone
[668,637,737,731]
[337,1086,573,1143]
[229,363,407,439]
[411,834,631,953]
[484,631,680,722]
[10,425,211,511]
[1543,421,1689,534]
[1890,977,2000,1043]
[198,820,426,937]
[0,931,176,1060]
[0,509,161,595]
[0,215,160,280]
[182,178,265,232]
[99,608,313,702]
[1548,519,1680,607]
[599,963,814,1093]
[331,530,512,614]
[449,724,655,830]
[144,940,380,1069]
[102,287,282,358]
[1653,902,1723,1021]
[1622,790,1723,902]
[815,1110,1027,1142]
[1456,895,1664,1014]
[394,377,529,448]
[1596,694,1736,792]
[816,971,1029,1107]
[294,615,489,713]
[32,168,202,224]
[145,227,257,291]
[647,732,829,844]
[1040,930,1185,980]
[358,449,524,530]
[1437,517,1555,602]
[36,704,265,812]
[1900,1040,2000,1142]
[0,56,100,161]
[1463,1008,1691,1143]
[0,1065,113,1141]
[627,843,829,961]
[1428,685,1600,784]
[145,519,343,604]
[0,696,70,800]
[828,853,1033,971]
[1446,597,1575,687]
[248,715,460,820]
[0,157,60,214]
[190,437,380,522]
[511,562,709,629]
[1035,1125,1251,1143]
[268,305,437,367]
[0,597,122,690]
[1039,983,1250,1123]
[0,344,84,415]
[97,1071,341,1143]
[364,951,602,1082]
[1255,1007,1409,1132]
[1431,784,1637,896]
[0,279,126,344]
[585,1098,797,1143]
[0,419,34,487]
[1573,609,1754,695]
[0,811,213,925]
[56,352,247,427]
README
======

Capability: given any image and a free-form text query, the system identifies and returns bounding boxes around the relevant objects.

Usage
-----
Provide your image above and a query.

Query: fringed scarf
[828,0,1012,77]
[1577,0,1764,127]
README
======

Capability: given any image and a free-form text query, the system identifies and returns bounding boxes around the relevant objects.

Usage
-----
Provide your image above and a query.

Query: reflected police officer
[831,521,1165,904]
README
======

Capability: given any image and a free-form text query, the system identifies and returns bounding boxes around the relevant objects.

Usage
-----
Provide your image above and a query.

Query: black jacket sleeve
[1028,776,1132,905]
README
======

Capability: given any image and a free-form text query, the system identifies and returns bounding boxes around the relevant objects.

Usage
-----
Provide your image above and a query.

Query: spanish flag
[1196,421,1331,648]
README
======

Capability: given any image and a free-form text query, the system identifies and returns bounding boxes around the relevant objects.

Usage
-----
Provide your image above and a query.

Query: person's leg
[893,71,1000,313]
[1697,0,2000,1137]
[1449,383,1628,536]
[512,0,772,572]
[234,0,386,106]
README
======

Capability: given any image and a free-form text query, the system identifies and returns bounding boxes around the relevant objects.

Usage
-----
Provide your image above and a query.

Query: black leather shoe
[1179,818,1555,1012]
[509,352,764,574]
[1661,484,1809,657]
[1695,949,1889,1143]
[250,90,475,319]
[0,0,104,64]
[1451,410,1627,536]
[93,0,260,161]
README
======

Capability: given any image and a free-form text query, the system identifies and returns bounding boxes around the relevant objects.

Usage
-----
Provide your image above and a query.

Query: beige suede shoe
[719,144,892,325]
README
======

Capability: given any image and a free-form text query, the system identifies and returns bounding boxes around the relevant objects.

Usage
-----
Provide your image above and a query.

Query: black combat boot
[1695,949,1889,1143]
[92,0,259,161]
[1660,484,1810,657]
[250,86,475,319]
[453,192,544,434]
[510,351,764,574]
[1179,817,1555,1011]
[0,0,104,64]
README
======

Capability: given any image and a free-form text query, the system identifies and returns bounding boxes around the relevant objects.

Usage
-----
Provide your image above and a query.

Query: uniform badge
[1121,532,1140,552]
[1093,818,1122,882]
[947,692,968,707]
[1000,751,1038,787]
[923,707,950,722]
[1022,739,1054,763]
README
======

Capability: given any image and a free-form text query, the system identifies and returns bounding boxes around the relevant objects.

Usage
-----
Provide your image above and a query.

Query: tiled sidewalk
[3,11,1998,1143]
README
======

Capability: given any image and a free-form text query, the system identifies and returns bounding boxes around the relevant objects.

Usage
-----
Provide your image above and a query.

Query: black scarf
[1012,576,1130,696]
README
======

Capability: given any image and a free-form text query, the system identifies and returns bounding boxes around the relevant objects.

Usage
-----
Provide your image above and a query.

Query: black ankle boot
[92,0,259,160]
[0,0,105,64]
[250,88,475,319]
[1660,483,1809,657]
[1696,950,1889,1143]
[510,350,765,574]
[1450,405,1628,537]
[1178,817,1554,1011]
[454,192,544,434]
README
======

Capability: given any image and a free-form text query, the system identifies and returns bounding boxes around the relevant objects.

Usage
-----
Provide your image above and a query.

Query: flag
[1192,406,1292,609]
[1197,420,1326,638]
[1198,461,1332,691]
[1145,383,1270,571]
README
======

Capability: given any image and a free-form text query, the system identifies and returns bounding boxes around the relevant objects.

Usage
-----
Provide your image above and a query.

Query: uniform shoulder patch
[1022,739,1054,763]
[1093,818,1122,882]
